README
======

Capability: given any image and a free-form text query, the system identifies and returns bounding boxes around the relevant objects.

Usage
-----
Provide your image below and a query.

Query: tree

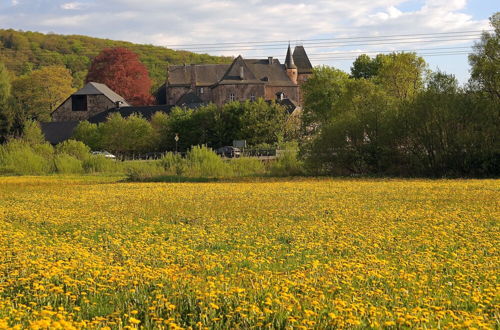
[350,54,386,79]
[375,52,427,102]
[0,62,13,142]
[73,121,101,150]
[301,66,350,131]
[11,66,75,122]
[303,79,398,174]
[86,48,154,106]
[21,120,45,146]
[98,113,155,156]
[469,12,500,102]
[239,99,288,145]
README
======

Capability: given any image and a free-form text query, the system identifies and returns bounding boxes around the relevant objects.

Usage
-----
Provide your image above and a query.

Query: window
[250,94,256,101]
[199,87,204,94]
[72,95,87,111]
[229,93,235,102]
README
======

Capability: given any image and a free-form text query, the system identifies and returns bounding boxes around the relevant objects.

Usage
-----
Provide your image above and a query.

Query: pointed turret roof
[285,43,297,70]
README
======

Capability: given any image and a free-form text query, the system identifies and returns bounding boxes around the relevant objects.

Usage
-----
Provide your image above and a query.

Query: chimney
[268,56,273,65]
[190,64,196,90]
[239,66,245,80]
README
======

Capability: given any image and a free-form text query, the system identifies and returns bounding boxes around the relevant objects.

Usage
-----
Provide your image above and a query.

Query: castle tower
[285,43,298,85]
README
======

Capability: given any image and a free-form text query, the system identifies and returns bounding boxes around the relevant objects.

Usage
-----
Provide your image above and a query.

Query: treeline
[300,13,499,177]
[0,29,231,89]
[73,99,300,156]
[0,121,302,179]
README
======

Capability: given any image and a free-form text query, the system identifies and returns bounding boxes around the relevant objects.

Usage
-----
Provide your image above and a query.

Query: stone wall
[52,94,116,122]
[166,86,190,106]
[211,84,266,106]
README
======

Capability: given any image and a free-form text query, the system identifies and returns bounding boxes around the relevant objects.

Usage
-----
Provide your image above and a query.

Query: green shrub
[185,145,230,178]
[56,140,91,161]
[270,147,304,177]
[0,140,53,175]
[230,157,265,177]
[125,161,166,181]
[83,155,119,174]
[160,152,186,176]
[54,153,84,174]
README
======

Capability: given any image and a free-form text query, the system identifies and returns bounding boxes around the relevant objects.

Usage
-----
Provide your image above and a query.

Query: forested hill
[0,29,232,89]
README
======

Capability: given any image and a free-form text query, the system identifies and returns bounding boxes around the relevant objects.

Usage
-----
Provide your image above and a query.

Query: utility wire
[170,37,481,52]
[165,30,491,47]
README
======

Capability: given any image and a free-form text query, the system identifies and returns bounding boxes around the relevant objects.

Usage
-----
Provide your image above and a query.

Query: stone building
[51,82,130,122]
[163,45,313,107]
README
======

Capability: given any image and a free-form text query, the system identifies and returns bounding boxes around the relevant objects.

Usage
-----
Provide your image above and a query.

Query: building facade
[51,82,130,122]
[164,45,313,107]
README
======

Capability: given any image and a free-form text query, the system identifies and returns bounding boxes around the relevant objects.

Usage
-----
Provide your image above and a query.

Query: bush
[270,146,304,177]
[56,140,91,161]
[83,155,119,174]
[160,152,186,176]
[125,161,166,181]
[54,153,83,174]
[0,140,53,175]
[230,157,265,177]
[185,145,230,178]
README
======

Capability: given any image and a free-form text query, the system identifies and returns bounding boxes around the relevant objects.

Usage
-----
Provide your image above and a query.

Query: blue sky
[0,0,497,83]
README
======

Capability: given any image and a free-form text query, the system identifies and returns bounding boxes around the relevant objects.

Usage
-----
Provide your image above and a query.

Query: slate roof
[88,105,175,124]
[167,56,297,88]
[293,46,313,74]
[41,121,79,145]
[75,82,131,106]
[242,59,295,86]
[266,98,299,115]
[285,44,297,69]
[168,64,229,87]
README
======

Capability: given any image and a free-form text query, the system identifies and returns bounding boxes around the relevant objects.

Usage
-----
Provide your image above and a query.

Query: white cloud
[60,2,85,10]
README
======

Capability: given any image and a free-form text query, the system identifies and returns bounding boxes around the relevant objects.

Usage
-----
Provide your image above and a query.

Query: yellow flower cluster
[0,177,498,329]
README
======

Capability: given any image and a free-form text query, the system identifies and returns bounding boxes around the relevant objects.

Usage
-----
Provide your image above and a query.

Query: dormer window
[72,95,87,111]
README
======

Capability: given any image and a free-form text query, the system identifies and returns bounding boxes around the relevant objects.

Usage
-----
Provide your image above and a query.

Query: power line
[170,36,481,52]
[164,30,491,48]
[307,51,472,61]
[270,46,472,58]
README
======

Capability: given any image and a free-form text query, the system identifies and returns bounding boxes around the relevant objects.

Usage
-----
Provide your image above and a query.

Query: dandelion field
[0,177,498,329]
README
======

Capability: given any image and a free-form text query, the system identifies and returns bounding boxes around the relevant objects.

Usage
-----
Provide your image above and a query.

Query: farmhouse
[163,45,313,107]
[52,82,131,122]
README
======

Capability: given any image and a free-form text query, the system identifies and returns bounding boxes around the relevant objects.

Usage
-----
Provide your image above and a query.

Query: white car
[91,151,116,159]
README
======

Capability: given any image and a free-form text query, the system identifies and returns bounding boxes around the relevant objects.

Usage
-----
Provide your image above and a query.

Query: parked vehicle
[91,151,116,159]
[216,146,241,158]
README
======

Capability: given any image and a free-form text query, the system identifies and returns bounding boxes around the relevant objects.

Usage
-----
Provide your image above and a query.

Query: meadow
[0,177,498,329]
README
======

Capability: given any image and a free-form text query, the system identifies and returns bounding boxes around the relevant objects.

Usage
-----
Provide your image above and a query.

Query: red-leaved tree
[86,48,154,106]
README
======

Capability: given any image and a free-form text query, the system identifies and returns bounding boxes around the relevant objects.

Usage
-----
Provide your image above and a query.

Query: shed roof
[75,82,130,106]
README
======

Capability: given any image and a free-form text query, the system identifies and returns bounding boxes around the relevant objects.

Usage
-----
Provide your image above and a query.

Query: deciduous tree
[469,12,500,102]
[0,62,13,142]
[86,48,154,106]
[11,66,75,122]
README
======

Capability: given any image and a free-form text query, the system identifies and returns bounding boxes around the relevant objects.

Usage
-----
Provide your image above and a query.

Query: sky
[0,0,497,83]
